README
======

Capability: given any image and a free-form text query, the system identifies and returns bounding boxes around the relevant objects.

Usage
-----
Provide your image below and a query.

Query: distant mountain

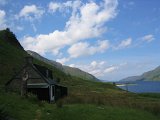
[27,50,99,81]
[120,76,143,82]
[141,66,160,81]
[120,66,160,82]
[63,65,98,81]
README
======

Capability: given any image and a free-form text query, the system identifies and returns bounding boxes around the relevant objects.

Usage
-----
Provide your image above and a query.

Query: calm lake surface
[116,81,160,93]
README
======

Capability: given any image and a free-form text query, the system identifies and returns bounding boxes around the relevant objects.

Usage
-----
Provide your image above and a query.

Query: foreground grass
[0,90,160,120]
[42,104,159,120]
[0,91,159,120]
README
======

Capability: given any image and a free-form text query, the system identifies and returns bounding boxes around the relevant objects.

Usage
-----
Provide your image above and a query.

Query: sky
[0,0,160,81]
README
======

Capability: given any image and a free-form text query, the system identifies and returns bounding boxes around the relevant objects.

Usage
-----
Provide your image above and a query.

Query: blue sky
[1,0,160,81]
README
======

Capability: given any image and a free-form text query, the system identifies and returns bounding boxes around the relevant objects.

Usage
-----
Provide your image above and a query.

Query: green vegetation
[0,29,27,85]
[0,89,159,120]
[121,66,160,81]
[0,29,160,119]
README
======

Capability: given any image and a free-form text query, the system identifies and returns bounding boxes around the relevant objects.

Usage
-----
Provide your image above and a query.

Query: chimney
[25,56,33,65]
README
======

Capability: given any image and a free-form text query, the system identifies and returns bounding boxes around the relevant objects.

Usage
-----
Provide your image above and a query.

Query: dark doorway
[27,87,50,101]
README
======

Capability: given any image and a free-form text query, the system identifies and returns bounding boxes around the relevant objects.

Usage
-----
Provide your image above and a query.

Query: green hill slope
[0,29,27,85]
[141,66,160,81]
[121,66,160,82]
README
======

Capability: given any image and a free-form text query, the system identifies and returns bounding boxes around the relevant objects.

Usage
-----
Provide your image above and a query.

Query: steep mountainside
[63,65,98,81]
[120,76,143,82]
[121,66,160,82]
[0,29,27,84]
[141,66,160,80]
[27,50,99,81]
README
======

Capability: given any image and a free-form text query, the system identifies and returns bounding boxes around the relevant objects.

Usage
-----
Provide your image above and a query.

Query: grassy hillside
[121,66,160,82]
[0,29,160,120]
[0,29,27,85]
[142,66,160,81]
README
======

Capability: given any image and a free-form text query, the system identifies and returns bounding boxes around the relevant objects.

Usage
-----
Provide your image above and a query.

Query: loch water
[116,81,160,93]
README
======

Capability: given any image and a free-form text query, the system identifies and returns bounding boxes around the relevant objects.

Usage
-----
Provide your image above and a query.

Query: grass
[0,89,159,120]
[41,104,159,120]
[139,93,160,99]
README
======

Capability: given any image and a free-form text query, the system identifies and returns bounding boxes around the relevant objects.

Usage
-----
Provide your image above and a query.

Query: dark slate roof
[47,78,57,84]
[5,62,58,86]
[34,64,53,79]
[33,64,58,85]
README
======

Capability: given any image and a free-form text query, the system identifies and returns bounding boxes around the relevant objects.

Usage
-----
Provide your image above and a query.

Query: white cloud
[91,61,98,68]
[48,2,61,13]
[69,60,121,78]
[18,5,44,21]
[104,66,118,73]
[115,38,132,49]
[123,1,135,9]
[56,57,70,64]
[31,23,37,32]
[16,26,23,31]
[68,40,109,58]
[78,61,107,77]
[69,64,75,67]
[48,1,79,13]
[21,0,118,56]
[142,34,154,42]
[0,10,6,30]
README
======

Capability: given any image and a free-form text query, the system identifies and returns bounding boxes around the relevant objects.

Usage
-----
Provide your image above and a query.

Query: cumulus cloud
[16,26,24,31]
[21,0,118,56]
[69,60,121,78]
[0,10,6,30]
[68,40,109,58]
[104,66,118,73]
[48,2,61,13]
[115,38,132,49]
[78,61,107,77]
[56,57,70,64]
[48,1,74,13]
[17,5,44,21]
[142,34,154,42]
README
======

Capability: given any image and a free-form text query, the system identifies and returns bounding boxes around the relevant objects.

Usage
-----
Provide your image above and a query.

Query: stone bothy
[5,56,67,102]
